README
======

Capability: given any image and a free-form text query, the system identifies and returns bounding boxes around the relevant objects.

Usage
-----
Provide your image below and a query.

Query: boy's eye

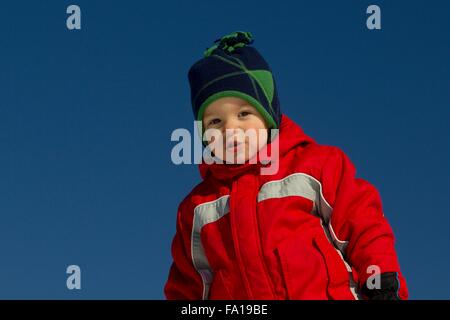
[239,111,251,117]
[208,118,221,126]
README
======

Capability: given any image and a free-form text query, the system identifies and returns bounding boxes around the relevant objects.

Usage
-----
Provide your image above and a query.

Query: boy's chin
[223,157,248,164]
[212,151,246,164]
[220,152,259,164]
[210,146,261,164]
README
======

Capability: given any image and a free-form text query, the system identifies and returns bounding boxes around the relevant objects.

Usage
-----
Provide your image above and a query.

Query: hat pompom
[204,31,254,57]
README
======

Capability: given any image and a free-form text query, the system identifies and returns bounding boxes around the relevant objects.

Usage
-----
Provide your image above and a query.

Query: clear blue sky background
[0,0,448,299]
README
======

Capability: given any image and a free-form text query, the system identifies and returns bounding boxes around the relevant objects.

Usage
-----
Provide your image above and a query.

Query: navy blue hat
[188,31,281,132]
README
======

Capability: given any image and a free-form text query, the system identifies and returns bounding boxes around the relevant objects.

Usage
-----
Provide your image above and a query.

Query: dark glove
[361,272,401,300]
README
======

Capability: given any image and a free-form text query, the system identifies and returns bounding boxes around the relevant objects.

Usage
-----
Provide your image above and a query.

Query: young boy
[164,31,408,300]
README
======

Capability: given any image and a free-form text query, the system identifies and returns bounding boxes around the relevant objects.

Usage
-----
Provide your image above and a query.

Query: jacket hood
[198,114,316,181]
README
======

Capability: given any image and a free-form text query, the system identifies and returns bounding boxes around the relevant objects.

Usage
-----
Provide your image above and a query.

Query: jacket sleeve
[320,146,408,300]
[164,201,204,300]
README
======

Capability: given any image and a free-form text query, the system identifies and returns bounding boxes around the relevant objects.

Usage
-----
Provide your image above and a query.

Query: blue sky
[0,0,448,299]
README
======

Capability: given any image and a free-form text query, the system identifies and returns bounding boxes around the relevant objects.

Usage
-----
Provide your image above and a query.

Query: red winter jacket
[164,114,408,300]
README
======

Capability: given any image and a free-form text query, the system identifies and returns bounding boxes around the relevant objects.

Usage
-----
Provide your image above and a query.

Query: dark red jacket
[164,114,408,300]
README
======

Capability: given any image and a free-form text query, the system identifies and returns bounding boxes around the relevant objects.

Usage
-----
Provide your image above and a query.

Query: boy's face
[202,97,269,163]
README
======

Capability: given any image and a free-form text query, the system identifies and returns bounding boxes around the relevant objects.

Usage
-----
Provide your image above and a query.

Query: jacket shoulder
[291,142,343,169]
[304,143,343,158]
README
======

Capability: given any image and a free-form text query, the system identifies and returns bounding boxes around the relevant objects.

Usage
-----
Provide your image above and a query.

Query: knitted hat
[188,31,281,135]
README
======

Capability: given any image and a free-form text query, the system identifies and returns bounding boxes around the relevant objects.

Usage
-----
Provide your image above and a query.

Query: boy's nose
[223,118,242,132]
[223,126,245,145]
[223,127,243,142]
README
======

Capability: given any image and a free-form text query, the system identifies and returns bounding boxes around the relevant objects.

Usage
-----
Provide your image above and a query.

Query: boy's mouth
[226,140,243,151]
